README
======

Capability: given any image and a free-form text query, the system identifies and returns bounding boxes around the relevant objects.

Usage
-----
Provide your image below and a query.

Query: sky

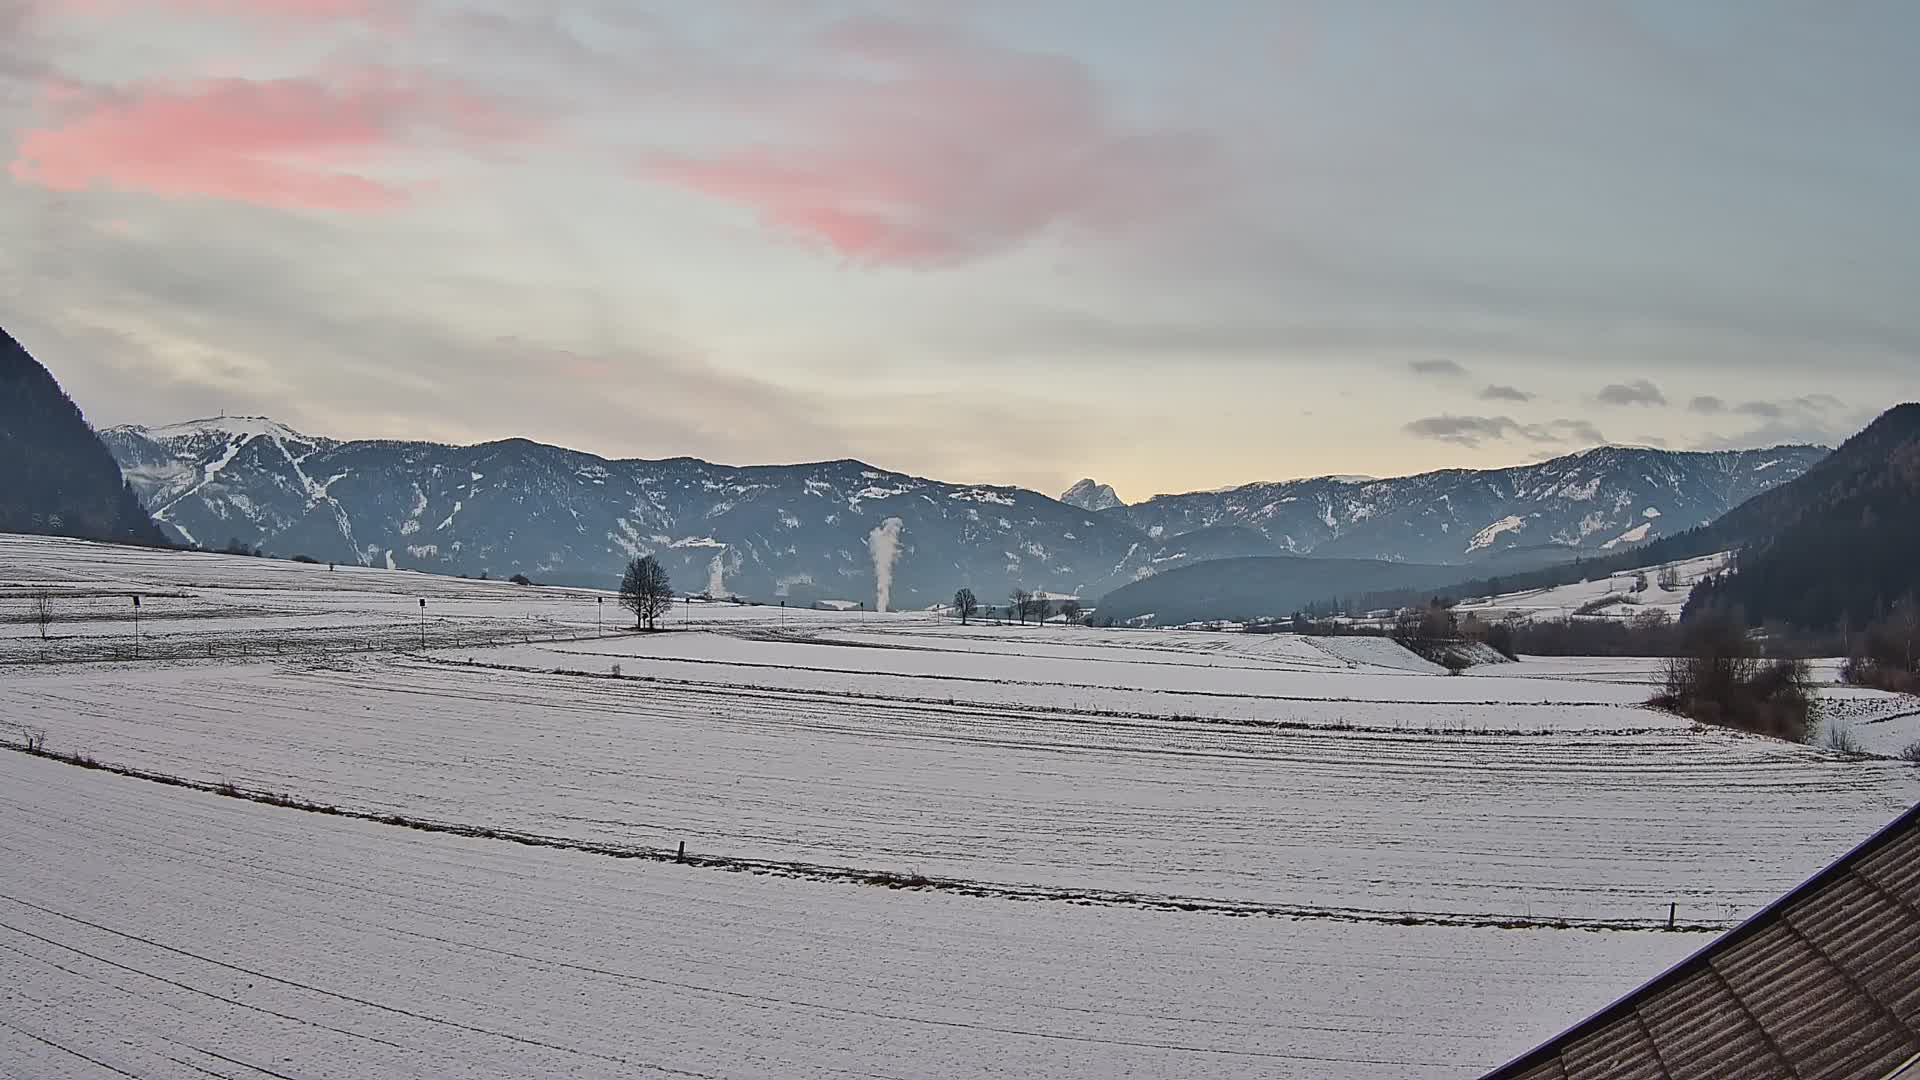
[3,0,1916,500]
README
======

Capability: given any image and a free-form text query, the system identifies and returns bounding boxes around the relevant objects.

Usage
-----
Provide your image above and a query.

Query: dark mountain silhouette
[0,328,166,546]
[1686,403,1920,629]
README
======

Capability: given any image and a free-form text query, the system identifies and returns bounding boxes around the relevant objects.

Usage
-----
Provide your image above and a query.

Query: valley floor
[2,533,1917,1077]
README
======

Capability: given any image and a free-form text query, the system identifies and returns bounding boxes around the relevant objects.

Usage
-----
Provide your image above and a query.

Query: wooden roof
[1485,803,1920,1080]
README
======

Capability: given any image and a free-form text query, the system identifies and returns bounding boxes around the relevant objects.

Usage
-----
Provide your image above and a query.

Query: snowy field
[0,534,789,662]
[3,533,1918,1078]
[0,751,1697,1080]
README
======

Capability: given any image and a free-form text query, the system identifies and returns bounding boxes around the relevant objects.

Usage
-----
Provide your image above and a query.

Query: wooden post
[1668,902,1676,929]
[676,840,686,864]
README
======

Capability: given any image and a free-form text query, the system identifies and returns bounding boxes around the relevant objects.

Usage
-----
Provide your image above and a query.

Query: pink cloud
[10,72,530,211]
[48,0,398,21]
[637,17,1217,267]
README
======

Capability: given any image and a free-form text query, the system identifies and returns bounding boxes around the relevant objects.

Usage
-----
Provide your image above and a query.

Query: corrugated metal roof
[1485,802,1920,1080]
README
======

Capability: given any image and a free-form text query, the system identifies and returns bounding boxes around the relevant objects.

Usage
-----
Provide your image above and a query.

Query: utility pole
[418,597,426,650]
[597,595,603,636]
[131,594,141,659]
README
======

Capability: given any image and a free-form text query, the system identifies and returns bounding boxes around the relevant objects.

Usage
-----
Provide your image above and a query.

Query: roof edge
[1482,800,1920,1079]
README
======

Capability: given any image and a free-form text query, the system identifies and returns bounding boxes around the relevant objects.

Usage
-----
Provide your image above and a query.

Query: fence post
[677,840,686,864]
[1668,902,1676,930]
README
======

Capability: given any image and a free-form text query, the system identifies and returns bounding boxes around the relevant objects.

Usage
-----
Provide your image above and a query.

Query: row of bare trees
[950,587,1083,626]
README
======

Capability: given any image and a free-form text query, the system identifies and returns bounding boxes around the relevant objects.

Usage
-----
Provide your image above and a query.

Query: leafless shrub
[1821,723,1864,755]
[31,591,52,640]
[1651,615,1815,742]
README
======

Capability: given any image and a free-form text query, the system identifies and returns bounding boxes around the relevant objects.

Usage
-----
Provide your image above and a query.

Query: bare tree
[620,556,674,631]
[953,588,979,625]
[31,591,52,641]
[1031,596,1052,624]
[1657,567,1681,592]
[1059,599,1083,625]
[1010,588,1031,626]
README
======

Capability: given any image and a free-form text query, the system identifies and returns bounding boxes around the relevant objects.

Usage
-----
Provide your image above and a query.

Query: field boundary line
[2,740,1726,935]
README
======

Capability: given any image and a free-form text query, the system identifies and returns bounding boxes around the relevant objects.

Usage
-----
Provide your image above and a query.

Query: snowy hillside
[1453,552,1732,624]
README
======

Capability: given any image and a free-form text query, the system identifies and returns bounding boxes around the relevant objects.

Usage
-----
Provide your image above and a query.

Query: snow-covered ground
[2,533,1916,1078]
[1453,552,1731,624]
[0,751,1697,1079]
[0,533,799,661]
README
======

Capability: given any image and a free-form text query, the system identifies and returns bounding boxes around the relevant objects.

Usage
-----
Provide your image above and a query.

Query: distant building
[813,599,862,612]
[1484,801,1920,1079]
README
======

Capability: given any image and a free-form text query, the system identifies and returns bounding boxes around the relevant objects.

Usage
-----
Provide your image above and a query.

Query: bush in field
[1899,741,1920,764]
[1651,614,1816,742]
[1821,723,1864,755]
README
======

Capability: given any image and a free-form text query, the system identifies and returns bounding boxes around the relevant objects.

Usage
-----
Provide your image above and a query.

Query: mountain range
[98,413,1825,608]
[1100,444,1828,566]
[1098,404,1918,627]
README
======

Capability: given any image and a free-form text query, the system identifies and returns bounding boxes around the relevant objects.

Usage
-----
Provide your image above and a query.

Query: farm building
[1484,802,1920,1079]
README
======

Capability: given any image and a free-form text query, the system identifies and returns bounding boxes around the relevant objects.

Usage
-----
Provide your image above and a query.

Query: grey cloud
[1552,419,1608,444]
[1736,393,1844,420]
[1404,414,1605,449]
[1690,395,1857,452]
[1404,415,1521,446]
[1479,384,1534,403]
[1596,379,1667,407]
[1695,392,1841,421]
[1409,359,1469,377]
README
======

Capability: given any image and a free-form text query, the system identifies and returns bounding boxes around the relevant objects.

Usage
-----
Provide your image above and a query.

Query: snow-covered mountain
[100,418,1825,604]
[1103,444,1829,567]
[1060,479,1124,512]
[99,418,1255,606]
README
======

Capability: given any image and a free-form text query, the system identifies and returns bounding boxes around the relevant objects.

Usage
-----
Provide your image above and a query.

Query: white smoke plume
[706,553,727,598]
[867,517,905,612]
